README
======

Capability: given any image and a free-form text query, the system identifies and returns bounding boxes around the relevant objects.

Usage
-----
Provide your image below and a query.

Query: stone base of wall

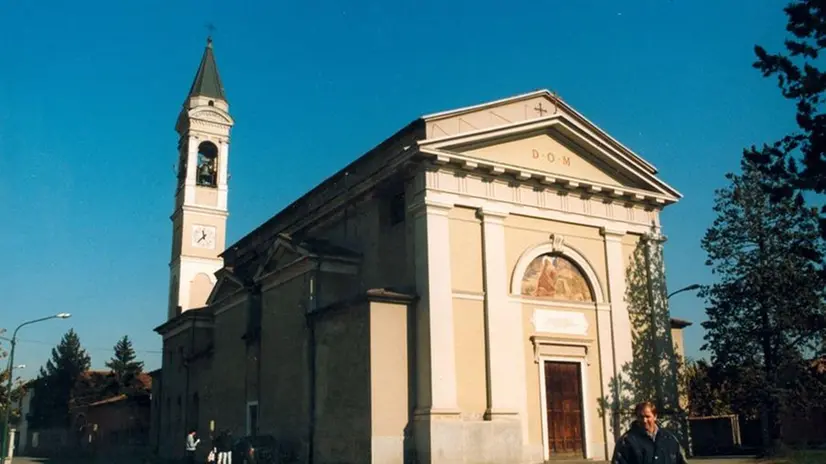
[372,435,405,464]
[521,443,544,463]
[412,415,525,464]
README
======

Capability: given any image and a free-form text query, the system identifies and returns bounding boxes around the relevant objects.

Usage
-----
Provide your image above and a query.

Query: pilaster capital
[643,231,668,244]
[476,205,509,223]
[600,226,626,240]
[408,198,454,218]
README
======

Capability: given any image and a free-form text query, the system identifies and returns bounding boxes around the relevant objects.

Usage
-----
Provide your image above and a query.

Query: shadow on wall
[596,228,691,452]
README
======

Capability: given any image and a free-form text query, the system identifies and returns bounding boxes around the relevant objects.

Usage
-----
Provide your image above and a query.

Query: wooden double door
[544,360,585,458]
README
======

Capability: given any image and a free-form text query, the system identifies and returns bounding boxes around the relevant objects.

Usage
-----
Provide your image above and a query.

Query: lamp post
[668,284,701,300]
[1,313,71,460]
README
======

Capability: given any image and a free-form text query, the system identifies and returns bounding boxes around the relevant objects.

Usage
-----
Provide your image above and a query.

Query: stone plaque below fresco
[532,309,589,336]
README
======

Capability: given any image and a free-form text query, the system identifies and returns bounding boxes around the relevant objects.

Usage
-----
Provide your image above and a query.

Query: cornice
[170,204,230,221]
[155,309,213,339]
[408,197,454,218]
[416,147,675,207]
[169,255,224,268]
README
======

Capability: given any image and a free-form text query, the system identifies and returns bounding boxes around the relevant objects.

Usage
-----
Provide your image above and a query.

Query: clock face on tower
[191,225,216,249]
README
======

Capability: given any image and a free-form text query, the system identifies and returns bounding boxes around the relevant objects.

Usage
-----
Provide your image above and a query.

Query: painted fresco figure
[611,402,688,464]
[521,254,593,302]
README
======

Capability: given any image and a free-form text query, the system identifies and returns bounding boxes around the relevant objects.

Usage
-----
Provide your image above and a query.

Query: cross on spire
[206,23,216,44]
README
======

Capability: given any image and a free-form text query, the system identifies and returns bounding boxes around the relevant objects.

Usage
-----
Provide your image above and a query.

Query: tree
[700,155,826,450]
[748,1,826,243]
[597,230,689,449]
[681,358,744,418]
[0,330,25,430]
[28,329,91,428]
[105,335,145,396]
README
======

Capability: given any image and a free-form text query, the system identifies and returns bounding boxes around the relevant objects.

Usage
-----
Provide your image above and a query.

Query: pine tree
[105,335,145,396]
[29,329,91,427]
[701,155,826,450]
[748,1,826,243]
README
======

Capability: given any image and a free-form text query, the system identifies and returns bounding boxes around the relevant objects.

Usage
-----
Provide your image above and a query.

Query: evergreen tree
[105,335,145,396]
[748,1,826,243]
[29,329,91,427]
[701,155,826,449]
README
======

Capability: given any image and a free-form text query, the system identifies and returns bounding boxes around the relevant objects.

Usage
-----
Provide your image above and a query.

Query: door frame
[538,356,591,461]
[246,401,259,436]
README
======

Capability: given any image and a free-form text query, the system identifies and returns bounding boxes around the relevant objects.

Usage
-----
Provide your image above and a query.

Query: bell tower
[168,37,234,319]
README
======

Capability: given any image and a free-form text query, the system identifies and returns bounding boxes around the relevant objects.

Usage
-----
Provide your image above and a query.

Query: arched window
[520,253,594,302]
[196,141,219,187]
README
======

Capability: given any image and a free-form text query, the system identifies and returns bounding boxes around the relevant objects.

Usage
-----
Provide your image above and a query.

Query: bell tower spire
[168,37,234,319]
[187,36,226,101]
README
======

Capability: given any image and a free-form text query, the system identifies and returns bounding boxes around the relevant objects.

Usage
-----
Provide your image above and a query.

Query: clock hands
[197,230,207,243]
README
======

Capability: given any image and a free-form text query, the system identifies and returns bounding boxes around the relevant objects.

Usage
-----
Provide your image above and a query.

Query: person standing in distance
[185,429,200,463]
[611,401,688,464]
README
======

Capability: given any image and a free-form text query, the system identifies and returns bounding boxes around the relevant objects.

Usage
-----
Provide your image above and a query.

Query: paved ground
[11,457,153,464]
[692,459,762,464]
[6,455,769,464]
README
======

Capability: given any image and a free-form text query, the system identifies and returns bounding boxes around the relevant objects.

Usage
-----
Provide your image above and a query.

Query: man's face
[637,406,657,433]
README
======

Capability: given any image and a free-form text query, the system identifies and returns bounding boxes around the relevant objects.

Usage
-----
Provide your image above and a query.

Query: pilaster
[184,137,198,205]
[411,198,460,416]
[600,226,632,455]
[217,139,229,211]
[477,206,522,421]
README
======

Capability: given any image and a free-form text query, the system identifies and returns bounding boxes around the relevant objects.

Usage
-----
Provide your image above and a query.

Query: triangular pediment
[190,108,233,125]
[450,129,645,190]
[253,235,362,282]
[205,271,245,306]
[253,235,304,281]
[419,90,681,200]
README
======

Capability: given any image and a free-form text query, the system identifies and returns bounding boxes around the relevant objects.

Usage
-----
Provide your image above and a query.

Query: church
[150,38,688,463]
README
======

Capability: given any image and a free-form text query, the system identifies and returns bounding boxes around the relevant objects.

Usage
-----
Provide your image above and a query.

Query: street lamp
[667,284,701,300]
[1,313,71,460]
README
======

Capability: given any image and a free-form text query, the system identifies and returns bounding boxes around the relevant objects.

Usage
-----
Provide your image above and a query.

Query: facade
[152,39,685,463]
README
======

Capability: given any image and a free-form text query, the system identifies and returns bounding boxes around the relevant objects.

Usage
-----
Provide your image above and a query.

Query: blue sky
[0,0,798,376]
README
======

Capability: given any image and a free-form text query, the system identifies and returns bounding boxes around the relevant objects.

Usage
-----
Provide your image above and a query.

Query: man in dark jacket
[611,401,688,464]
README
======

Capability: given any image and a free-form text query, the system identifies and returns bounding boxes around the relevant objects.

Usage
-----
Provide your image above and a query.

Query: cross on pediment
[534,102,548,117]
